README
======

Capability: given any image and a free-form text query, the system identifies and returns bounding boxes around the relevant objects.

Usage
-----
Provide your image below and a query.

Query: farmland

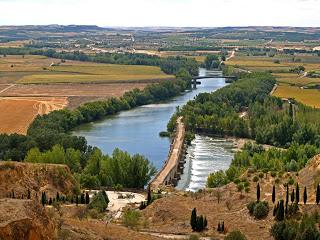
[0,97,67,134]
[226,53,320,108]
[0,55,173,134]
[273,85,320,108]
[0,55,172,84]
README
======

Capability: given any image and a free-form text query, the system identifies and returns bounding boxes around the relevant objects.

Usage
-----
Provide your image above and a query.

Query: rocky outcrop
[0,199,55,240]
[0,161,79,199]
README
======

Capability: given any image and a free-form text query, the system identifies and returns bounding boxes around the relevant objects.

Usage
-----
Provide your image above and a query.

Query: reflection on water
[176,135,234,192]
[73,69,235,191]
[73,76,227,170]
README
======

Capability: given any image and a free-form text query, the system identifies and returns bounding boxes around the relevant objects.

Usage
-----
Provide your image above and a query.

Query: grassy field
[0,55,173,84]
[273,84,320,108]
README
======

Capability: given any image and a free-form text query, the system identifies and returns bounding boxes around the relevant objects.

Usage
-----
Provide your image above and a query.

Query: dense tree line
[0,68,193,188]
[0,47,199,76]
[172,72,320,148]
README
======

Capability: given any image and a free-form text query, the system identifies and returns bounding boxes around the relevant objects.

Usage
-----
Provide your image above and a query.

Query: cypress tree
[81,193,85,204]
[48,198,52,205]
[257,183,260,202]
[71,195,74,204]
[75,195,79,206]
[222,222,225,232]
[147,185,152,205]
[272,185,276,204]
[12,190,15,199]
[27,189,31,200]
[196,216,204,231]
[296,183,300,204]
[41,192,47,206]
[276,200,285,221]
[316,185,320,205]
[85,192,90,204]
[190,208,197,231]
[303,186,307,205]
[218,222,221,232]
[286,184,289,204]
[204,217,207,229]
[291,189,295,203]
[56,192,60,202]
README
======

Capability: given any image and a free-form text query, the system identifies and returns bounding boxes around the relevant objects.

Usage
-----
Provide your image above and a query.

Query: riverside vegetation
[165,72,320,187]
[0,55,194,189]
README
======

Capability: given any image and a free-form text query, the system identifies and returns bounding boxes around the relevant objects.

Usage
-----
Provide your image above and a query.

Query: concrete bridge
[150,117,186,189]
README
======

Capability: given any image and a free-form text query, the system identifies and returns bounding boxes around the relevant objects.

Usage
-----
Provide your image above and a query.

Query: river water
[73,69,235,191]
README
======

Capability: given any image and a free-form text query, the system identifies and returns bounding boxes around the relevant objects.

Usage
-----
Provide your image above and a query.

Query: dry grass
[0,97,67,134]
[273,84,320,108]
[61,218,163,240]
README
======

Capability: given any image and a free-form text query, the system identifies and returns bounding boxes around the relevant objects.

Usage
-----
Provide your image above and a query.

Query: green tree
[147,185,152,205]
[296,183,300,204]
[316,185,320,205]
[190,208,197,231]
[41,192,47,206]
[85,192,90,204]
[303,186,307,205]
[272,185,276,204]
[275,200,285,221]
[257,183,260,202]
[291,189,295,203]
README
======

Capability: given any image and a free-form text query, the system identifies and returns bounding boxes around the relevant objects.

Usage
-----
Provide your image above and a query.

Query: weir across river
[150,117,186,189]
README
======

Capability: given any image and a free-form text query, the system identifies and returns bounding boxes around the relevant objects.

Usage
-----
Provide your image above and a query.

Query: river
[73,69,235,191]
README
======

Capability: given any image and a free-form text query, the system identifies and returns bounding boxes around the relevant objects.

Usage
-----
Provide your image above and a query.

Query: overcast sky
[0,0,319,27]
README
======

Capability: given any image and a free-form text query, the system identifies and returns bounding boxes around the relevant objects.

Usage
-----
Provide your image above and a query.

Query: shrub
[287,178,294,186]
[247,201,269,219]
[258,172,264,179]
[271,172,277,177]
[233,178,240,184]
[207,170,229,188]
[245,187,250,193]
[253,176,259,182]
[87,191,109,213]
[237,183,244,192]
[247,201,256,215]
[122,209,140,228]
[275,178,281,184]
[253,201,269,219]
[243,181,250,188]
[224,230,247,240]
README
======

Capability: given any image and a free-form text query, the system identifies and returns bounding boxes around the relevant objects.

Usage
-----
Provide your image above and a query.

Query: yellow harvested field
[273,85,320,108]
[0,97,68,135]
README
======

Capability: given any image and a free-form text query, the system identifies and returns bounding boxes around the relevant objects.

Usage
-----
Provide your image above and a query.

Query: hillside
[139,154,320,240]
[0,161,79,199]
[0,199,55,240]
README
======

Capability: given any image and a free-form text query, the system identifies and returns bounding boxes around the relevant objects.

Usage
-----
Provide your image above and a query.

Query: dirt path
[269,84,278,95]
[226,50,236,61]
[0,84,16,94]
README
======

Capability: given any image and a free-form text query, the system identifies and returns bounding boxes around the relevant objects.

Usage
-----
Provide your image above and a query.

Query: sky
[0,0,319,27]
